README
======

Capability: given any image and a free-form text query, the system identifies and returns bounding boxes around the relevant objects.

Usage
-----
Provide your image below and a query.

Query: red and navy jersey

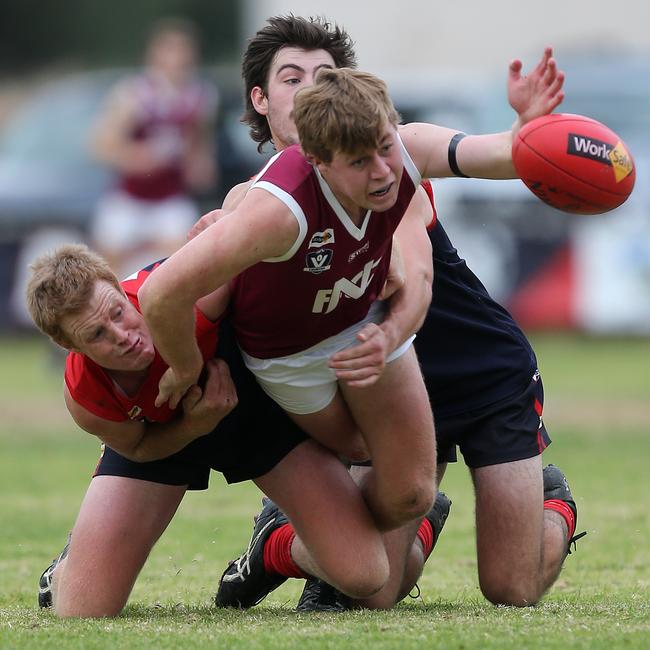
[415,183,537,417]
[64,261,219,423]
[420,178,438,230]
[119,73,216,200]
[230,140,421,359]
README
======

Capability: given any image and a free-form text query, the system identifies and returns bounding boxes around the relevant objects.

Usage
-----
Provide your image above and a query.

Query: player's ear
[251,86,268,115]
[304,152,322,167]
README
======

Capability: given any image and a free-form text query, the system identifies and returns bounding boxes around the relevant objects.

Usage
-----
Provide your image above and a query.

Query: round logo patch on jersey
[304,249,333,274]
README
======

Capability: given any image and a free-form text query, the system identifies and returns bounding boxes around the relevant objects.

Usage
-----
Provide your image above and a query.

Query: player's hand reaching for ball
[508,46,565,132]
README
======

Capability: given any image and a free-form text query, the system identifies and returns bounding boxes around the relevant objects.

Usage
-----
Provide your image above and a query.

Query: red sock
[417,518,435,559]
[544,499,576,541]
[262,524,309,578]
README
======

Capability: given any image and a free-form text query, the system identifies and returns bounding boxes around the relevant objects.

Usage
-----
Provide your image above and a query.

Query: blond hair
[293,68,400,163]
[26,243,122,349]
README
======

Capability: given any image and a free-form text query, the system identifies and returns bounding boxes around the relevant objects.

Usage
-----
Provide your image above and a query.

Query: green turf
[530,332,650,399]
[1,334,649,648]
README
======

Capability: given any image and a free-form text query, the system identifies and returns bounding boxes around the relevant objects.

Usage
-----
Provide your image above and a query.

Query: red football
[512,113,635,214]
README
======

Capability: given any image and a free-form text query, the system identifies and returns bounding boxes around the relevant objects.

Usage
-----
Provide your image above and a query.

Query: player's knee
[389,481,434,522]
[340,435,371,463]
[54,599,127,618]
[355,589,398,610]
[53,579,129,618]
[321,537,389,599]
[333,555,389,599]
[479,577,542,607]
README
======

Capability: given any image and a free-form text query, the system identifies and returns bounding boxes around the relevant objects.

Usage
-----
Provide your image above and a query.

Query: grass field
[1,333,649,649]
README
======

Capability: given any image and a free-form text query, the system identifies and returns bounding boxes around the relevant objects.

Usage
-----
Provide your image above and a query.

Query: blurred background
[0,0,649,334]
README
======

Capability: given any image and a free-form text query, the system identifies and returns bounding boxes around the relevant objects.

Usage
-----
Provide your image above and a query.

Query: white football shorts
[240,301,416,415]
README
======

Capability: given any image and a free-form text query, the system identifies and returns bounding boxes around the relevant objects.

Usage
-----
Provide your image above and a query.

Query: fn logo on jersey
[312,257,381,314]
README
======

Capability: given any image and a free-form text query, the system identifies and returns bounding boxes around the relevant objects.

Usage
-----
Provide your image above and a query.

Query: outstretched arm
[138,189,298,408]
[401,47,565,180]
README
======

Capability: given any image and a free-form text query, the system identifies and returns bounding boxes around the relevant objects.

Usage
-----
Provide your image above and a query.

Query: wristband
[448,132,469,178]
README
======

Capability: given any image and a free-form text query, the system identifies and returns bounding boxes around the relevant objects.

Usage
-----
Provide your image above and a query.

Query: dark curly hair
[241,15,357,151]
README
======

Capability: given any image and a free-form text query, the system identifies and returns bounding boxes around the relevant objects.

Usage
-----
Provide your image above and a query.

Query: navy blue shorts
[93,319,309,489]
[435,370,551,468]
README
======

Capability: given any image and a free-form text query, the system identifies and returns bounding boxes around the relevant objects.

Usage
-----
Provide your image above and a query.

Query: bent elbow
[137,275,165,321]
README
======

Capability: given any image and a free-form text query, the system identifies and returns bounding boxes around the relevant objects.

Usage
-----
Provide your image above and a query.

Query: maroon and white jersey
[119,72,216,201]
[230,137,421,359]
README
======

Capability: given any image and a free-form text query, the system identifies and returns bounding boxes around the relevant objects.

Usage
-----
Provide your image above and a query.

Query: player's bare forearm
[137,234,229,397]
[381,274,432,352]
[118,362,237,461]
[401,48,564,182]
[113,417,206,462]
[454,131,516,179]
[140,192,299,405]
[401,123,515,180]
[380,188,433,349]
[66,360,237,462]
[329,188,432,388]
[66,390,202,462]
[138,273,203,393]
